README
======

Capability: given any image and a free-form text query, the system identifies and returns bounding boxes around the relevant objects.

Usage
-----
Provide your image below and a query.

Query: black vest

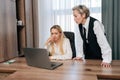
[79,17,102,60]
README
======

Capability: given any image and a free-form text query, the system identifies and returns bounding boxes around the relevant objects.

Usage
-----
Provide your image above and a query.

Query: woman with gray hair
[72,5,112,67]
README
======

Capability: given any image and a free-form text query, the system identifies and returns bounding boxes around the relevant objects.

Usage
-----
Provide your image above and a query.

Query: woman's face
[73,10,85,24]
[51,28,61,42]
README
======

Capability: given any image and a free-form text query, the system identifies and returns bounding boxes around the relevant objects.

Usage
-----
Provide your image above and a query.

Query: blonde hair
[72,5,90,19]
[49,25,65,55]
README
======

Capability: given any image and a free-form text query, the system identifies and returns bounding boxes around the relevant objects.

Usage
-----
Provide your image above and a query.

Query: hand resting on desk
[73,57,111,68]
[73,57,84,61]
[101,62,111,68]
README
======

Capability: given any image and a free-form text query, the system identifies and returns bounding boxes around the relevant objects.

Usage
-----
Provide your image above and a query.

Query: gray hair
[72,5,90,18]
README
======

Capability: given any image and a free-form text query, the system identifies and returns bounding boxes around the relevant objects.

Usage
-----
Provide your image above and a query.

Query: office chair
[64,31,76,58]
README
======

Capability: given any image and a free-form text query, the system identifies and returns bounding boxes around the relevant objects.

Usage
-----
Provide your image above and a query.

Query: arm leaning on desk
[0,58,120,80]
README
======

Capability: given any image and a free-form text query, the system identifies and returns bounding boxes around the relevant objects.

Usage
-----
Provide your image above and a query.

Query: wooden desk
[0,57,120,80]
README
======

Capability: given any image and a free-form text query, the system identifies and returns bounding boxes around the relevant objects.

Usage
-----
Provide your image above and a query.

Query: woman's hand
[45,37,54,45]
[73,57,83,61]
[101,62,111,68]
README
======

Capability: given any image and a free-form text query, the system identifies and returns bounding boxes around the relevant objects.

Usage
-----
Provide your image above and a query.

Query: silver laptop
[23,48,63,70]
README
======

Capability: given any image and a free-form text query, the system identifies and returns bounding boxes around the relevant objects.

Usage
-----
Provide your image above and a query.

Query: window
[51,0,101,31]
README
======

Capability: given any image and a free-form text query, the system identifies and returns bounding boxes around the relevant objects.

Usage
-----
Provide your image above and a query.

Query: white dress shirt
[75,17,112,63]
[45,38,72,60]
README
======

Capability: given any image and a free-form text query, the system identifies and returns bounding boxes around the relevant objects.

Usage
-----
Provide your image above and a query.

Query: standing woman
[72,5,112,67]
[45,25,72,60]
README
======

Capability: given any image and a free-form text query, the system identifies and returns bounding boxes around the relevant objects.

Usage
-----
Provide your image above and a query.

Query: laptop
[23,48,63,70]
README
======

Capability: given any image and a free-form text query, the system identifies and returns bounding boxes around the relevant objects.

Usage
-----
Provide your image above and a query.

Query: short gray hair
[72,5,90,18]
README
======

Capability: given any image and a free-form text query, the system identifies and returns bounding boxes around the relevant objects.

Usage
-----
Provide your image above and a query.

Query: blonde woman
[45,25,72,60]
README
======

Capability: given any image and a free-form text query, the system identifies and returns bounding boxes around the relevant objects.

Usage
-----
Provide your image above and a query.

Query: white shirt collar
[83,17,90,29]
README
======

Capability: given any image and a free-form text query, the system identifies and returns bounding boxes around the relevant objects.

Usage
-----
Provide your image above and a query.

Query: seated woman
[45,25,72,60]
